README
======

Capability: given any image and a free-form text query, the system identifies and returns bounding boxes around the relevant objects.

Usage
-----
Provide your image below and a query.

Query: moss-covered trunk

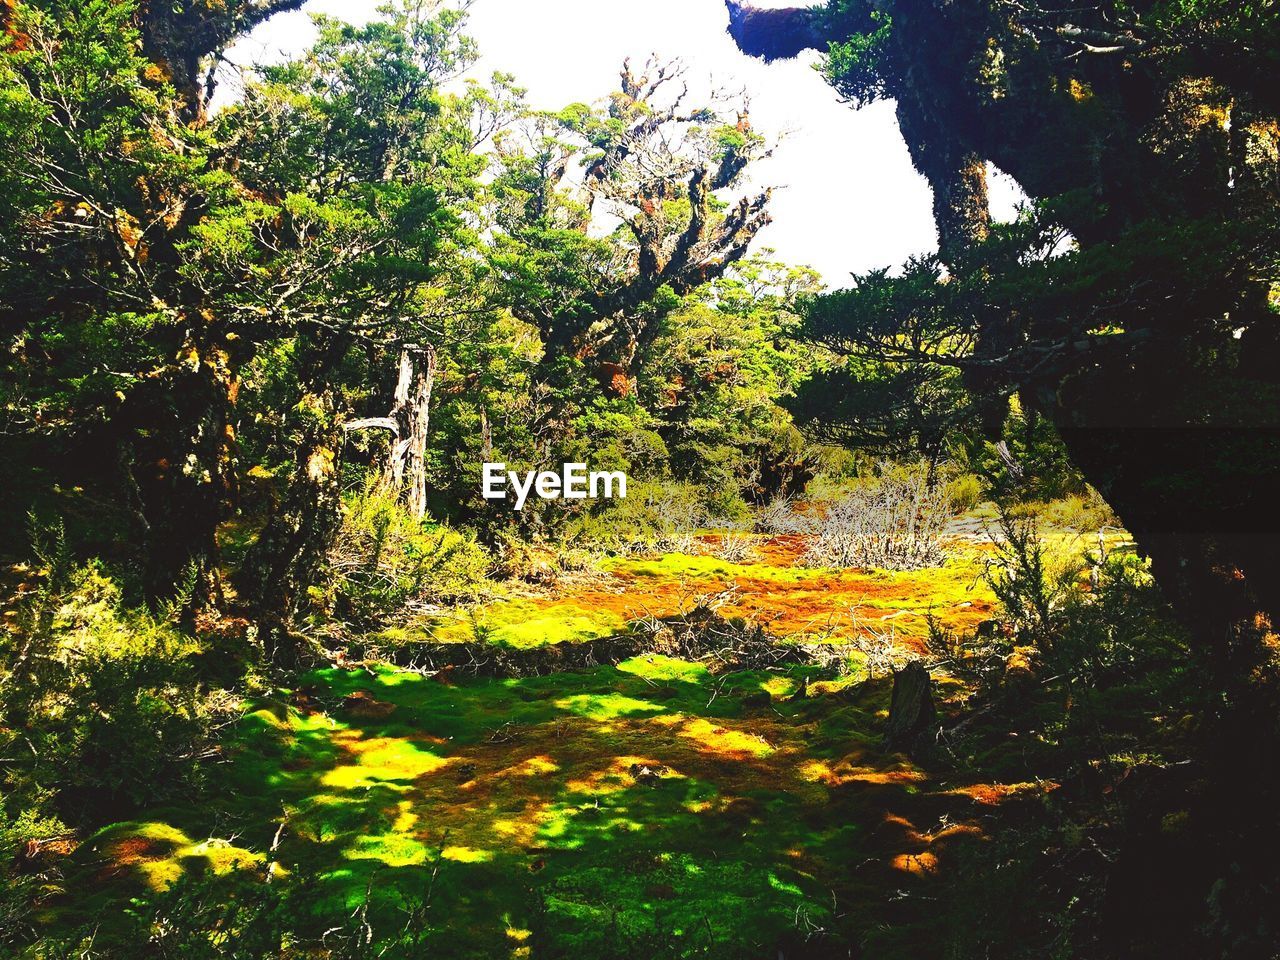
[121,337,239,615]
[239,395,345,662]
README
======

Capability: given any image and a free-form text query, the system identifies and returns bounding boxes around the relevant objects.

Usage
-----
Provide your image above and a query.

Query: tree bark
[885,660,938,754]
[378,343,436,520]
[239,396,344,663]
[121,337,238,617]
[1042,355,1280,686]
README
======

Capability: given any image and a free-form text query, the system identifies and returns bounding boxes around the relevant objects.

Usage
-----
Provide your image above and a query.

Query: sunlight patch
[321,737,449,789]
[665,716,775,758]
[616,654,709,684]
[554,693,665,722]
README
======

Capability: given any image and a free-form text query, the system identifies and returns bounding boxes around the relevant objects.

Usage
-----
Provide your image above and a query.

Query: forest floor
[41,525,1095,958]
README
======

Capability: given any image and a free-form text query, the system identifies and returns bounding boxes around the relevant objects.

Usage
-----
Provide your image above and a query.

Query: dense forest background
[2,0,1279,957]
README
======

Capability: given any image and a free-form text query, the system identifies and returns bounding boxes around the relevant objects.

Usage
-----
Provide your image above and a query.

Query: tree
[491,57,773,380]
[2,0,248,608]
[638,256,821,499]
[723,1,1280,687]
[213,1,500,632]
[0,0,496,629]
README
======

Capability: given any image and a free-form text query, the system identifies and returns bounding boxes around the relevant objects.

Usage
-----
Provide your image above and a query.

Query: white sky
[223,0,1025,284]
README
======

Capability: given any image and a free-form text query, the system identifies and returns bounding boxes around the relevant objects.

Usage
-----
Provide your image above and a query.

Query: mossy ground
[59,661,1014,957]
[47,530,1086,957]
[415,532,997,650]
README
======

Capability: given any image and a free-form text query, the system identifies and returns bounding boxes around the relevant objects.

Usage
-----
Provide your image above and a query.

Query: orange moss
[105,836,171,866]
[892,850,939,875]
[552,543,992,645]
[946,781,1058,805]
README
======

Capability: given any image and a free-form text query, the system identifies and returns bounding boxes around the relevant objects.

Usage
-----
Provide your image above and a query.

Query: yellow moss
[441,845,494,863]
[245,707,291,730]
[430,598,627,647]
[93,823,262,892]
[617,654,709,683]
[321,737,449,789]
[797,760,834,784]
[392,800,418,833]
[517,755,560,775]
[668,717,774,759]
[760,675,799,698]
[345,834,430,867]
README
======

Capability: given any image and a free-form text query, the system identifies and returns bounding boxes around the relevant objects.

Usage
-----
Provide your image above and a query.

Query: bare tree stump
[884,660,938,754]
[341,342,437,520]
[381,343,435,520]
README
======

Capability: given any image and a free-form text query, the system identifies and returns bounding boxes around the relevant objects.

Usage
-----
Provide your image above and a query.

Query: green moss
[344,833,432,867]
[81,821,262,892]
[56,532,1007,958]
[320,738,449,790]
[554,692,665,722]
[616,655,709,684]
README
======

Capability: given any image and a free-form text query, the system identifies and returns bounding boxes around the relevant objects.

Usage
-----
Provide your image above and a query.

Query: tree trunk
[380,343,436,520]
[239,395,344,663]
[1040,352,1280,687]
[121,337,238,617]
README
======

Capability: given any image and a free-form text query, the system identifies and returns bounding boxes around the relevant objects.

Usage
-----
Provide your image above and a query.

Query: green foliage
[957,401,1086,503]
[821,7,894,107]
[0,802,69,952]
[983,508,1180,685]
[120,869,299,960]
[639,259,822,499]
[1034,489,1117,532]
[0,561,217,823]
[8,0,1265,953]
[0,0,199,432]
[562,480,709,555]
[982,509,1080,650]
[944,471,985,513]
[326,478,493,626]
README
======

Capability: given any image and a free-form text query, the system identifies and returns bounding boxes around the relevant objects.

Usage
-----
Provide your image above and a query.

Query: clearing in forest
[53,530,1057,958]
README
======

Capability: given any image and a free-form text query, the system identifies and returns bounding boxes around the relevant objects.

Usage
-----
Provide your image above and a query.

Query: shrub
[806,465,951,570]
[944,472,985,513]
[754,494,815,535]
[327,479,493,624]
[704,487,753,526]
[1035,488,1119,532]
[563,481,708,555]
[0,802,69,952]
[982,508,1179,683]
[981,509,1080,649]
[0,561,217,822]
[711,530,759,563]
[491,531,595,585]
